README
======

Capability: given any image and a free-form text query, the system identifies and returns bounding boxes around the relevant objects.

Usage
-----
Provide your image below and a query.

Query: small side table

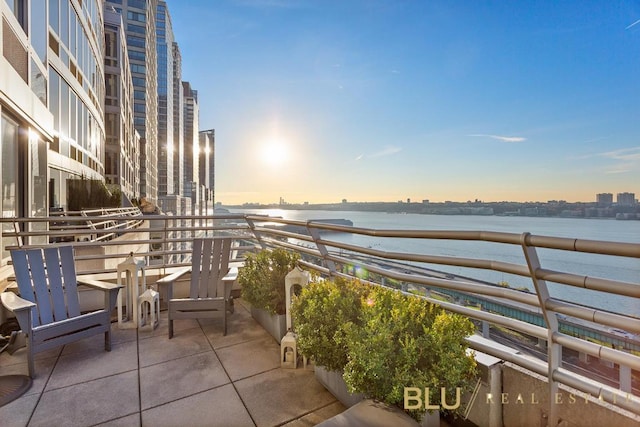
[117,253,146,329]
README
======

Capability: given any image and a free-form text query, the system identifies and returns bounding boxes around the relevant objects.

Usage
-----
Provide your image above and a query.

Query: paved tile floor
[0,300,346,427]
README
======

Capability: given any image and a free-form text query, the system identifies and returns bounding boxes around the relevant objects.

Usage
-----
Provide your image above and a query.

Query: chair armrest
[1,291,35,313]
[77,278,122,292]
[222,267,239,300]
[77,278,122,313]
[156,266,191,286]
[156,266,192,302]
[222,266,238,283]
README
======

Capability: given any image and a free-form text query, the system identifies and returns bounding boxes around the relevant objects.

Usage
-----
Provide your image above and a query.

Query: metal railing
[48,206,144,243]
[1,212,639,424]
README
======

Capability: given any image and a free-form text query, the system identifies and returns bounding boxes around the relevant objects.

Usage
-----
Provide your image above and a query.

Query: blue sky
[168,0,640,205]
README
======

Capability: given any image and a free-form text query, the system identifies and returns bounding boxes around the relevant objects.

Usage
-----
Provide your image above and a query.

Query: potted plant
[238,248,299,342]
[293,278,477,424]
[343,285,477,424]
[292,277,370,407]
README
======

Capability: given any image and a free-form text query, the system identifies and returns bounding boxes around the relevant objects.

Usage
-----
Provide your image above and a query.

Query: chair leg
[105,329,111,351]
[168,319,174,339]
[223,313,227,336]
[26,338,35,379]
[223,302,228,336]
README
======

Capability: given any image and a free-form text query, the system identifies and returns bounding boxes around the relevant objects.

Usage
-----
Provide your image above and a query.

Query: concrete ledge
[316,399,420,427]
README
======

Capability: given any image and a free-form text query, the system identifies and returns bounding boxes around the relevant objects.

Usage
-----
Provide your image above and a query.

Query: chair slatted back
[190,238,231,299]
[11,246,80,327]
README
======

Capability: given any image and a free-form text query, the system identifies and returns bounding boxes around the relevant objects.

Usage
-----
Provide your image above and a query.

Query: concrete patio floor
[0,300,347,427]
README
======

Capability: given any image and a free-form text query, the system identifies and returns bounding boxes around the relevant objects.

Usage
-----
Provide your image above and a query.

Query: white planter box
[250,307,287,342]
[314,365,364,408]
[315,366,439,426]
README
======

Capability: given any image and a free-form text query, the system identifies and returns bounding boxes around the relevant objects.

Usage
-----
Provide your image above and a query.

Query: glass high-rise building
[156,1,174,197]
[165,41,188,254]
[104,6,139,201]
[106,0,158,204]
[172,42,184,198]
[199,129,215,203]
[182,81,198,206]
[49,0,107,209]
[1,0,104,258]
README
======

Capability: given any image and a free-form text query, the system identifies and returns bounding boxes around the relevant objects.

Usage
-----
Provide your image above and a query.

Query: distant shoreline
[222,201,640,221]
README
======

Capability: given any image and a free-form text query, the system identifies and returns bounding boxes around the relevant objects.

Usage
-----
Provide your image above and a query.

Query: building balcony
[0,211,639,426]
[0,298,347,426]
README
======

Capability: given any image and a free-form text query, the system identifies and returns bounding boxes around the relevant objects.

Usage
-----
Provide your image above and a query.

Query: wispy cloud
[598,146,640,162]
[371,146,402,158]
[468,134,526,143]
[591,146,640,174]
[355,145,402,161]
[605,168,631,174]
[626,19,640,30]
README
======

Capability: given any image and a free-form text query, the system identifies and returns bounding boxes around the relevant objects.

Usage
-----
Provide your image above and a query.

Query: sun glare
[260,138,290,167]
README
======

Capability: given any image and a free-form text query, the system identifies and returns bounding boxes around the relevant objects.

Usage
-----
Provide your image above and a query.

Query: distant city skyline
[168,1,640,205]
[241,192,639,206]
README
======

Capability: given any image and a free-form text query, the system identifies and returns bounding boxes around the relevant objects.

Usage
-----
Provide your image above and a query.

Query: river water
[231,208,640,317]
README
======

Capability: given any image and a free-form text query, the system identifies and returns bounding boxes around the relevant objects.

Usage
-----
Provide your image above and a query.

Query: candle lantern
[280,266,310,369]
[117,253,146,329]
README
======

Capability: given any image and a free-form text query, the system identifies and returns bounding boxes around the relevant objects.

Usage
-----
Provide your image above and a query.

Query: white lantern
[116,253,146,329]
[280,266,311,369]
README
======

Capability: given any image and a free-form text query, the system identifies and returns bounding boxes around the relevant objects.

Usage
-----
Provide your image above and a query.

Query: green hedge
[293,278,477,421]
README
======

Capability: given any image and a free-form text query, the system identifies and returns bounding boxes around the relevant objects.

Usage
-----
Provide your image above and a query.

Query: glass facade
[0,112,48,259]
[172,42,184,197]
[104,6,138,201]
[47,0,106,210]
[1,114,19,261]
[106,0,158,203]
[198,129,214,208]
[1,114,18,219]
[0,0,210,261]
[182,82,199,206]
[156,1,174,196]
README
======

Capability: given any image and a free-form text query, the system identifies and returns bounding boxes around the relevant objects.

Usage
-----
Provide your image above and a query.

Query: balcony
[1,211,639,426]
[0,298,346,426]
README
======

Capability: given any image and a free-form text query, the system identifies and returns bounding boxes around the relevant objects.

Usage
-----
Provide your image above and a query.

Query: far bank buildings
[0,0,214,259]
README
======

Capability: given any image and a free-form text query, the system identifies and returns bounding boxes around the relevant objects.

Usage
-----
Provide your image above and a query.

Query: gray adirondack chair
[1,246,121,378]
[157,237,237,338]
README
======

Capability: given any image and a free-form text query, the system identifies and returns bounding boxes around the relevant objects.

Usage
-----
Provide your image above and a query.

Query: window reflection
[1,114,19,260]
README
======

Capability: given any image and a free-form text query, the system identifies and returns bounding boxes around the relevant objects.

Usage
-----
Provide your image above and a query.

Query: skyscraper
[106,0,158,204]
[199,129,215,206]
[182,81,199,208]
[104,6,139,201]
[172,42,184,198]
[49,0,107,209]
[156,1,174,197]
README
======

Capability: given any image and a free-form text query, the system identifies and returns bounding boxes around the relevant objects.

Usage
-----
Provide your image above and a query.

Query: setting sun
[260,138,290,167]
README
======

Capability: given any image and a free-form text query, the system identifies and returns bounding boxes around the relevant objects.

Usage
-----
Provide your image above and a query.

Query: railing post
[482,320,491,339]
[163,216,169,267]
[13,219,23,248]
[245,217,267,250]
[307,223,337,276]
[520,232,561,427]
[620,364,632,393]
